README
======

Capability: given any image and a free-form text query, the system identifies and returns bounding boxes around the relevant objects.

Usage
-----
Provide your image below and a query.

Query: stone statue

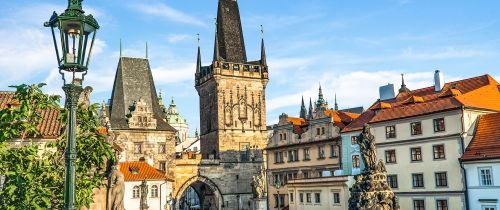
[140,180,149,210]
[349,124,400,210]
[251,167,266,198]
[78,86,93,106]
[107,165,125,210]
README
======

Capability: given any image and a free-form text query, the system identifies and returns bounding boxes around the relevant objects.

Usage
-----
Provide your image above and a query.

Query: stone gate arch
[175,176,223,210]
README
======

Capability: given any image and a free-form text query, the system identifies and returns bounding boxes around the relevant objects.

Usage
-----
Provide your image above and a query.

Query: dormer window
[129,166,140,174]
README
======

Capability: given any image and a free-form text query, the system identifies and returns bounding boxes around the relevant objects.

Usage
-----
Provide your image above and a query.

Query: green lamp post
[44,1,99,209]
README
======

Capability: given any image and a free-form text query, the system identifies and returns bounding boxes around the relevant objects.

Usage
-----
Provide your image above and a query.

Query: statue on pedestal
[107,165,125,210]
[251,167,266,198]
[348,124,400,210]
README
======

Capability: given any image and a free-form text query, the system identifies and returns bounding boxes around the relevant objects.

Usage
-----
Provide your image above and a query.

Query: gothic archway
[175,176,223,210]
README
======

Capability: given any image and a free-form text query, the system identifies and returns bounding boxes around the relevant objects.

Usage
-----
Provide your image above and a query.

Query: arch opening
[176,176,223,210]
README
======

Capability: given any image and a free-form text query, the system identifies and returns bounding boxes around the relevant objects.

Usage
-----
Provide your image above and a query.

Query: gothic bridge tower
[175,0,270,209]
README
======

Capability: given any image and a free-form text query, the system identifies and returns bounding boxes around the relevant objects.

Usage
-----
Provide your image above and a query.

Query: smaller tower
[260,25,267,66]
[307,97,313,120]
[399,74,410,93]
[300,96,307,119]
[334,93,339,111]
[316,84,328,110]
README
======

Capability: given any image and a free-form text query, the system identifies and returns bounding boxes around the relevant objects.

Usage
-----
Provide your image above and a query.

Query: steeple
[399,73,410,93]
[260,25,267,66]
[334,93,339,111]
[215,0,247,63]
[316,84,326,109]
[196,34,202,74]
[307,97,313,119]
[145,42,149,59]
[213,19,220,62]
[300,96,306,119]
[119,39,122,58]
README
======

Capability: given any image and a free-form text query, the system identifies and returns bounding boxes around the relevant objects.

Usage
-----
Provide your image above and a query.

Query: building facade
[266,90,360,210]
[461,113,500,210]
[359,72,500,210]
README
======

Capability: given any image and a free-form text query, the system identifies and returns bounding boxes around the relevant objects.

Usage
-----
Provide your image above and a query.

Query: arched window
[133,186,140,198]
[151,185,159,198]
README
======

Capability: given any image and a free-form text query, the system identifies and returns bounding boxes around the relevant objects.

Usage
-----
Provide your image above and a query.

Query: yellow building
[266,89,361,210]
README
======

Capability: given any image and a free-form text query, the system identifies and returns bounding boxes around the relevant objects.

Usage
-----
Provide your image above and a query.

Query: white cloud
[167,34,192,43]
[130,3,205,26]
[151,63,195,85]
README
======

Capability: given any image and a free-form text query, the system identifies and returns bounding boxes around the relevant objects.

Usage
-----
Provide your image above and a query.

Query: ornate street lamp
[269,174,283,210]
[44,1,99,210]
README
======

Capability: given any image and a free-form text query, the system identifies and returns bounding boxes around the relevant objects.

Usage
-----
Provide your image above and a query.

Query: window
[240,143,250,161]
[333,193,340,204]
[434,118,445,132]
[483,206,496,210]
[306,193,312,203]
[386,125,396,138]
[288,150,299,162]
[435,172,448,187]
[303,171,309,179]
[133,186,140,198]
[158,143,166,154]
[274,195,285,208]
[352,155,360,168]
[159,161,166,171]
[413,199,425,210]
[412,173,424,188]
[314,193,321,203]
[289,192,294,203]
[274,152,284,163]
[411,122,422,135]
[411,147,422,161]
[316,128,321,136]
[385,150,396,163]
[134,143,142,154]
[330,145,338,158]
[479,167,493,186]
[318,146,326,159]
[299,193,304,203]
[433,145,445,159]
[436,200,448,210]
[351,136,358,145]
[321,127,325,135]
[387,175,398,188]
[303,148,310,160]
[151,185,159,198]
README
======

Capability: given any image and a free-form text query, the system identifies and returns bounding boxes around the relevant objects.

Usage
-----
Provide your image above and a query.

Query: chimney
[379,83,395,100]
[434,70,444,92]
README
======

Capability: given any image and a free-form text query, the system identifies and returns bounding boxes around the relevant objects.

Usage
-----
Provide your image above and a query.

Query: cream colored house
[266,89,360,210]
[364,72,500,210]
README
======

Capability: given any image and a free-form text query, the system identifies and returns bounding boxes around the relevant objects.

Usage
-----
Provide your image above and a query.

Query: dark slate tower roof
[109,57,175,131]
[216,0,247,63]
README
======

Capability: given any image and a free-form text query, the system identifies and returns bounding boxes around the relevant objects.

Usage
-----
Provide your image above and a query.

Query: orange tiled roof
[119,161,171,181]
[341,110,377,133]
[324,109,360,125]
[287,117,306,125]
[462,113,500,161]
[0,91,62,139]
[370,75,500,123]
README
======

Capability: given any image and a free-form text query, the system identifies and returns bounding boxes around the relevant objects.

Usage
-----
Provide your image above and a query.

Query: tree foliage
[0,83,114,209]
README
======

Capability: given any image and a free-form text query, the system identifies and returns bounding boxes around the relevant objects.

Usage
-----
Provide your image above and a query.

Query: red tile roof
[462,112,500,161]
[341,110,377,133]
[369,75,500,123]
[324,109,360,127]
[287,117,306,126]
[0,91,62,139]
[119,161,171,181]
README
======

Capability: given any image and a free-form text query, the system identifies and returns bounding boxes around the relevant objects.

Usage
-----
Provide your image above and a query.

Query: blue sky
[1,0,499,134]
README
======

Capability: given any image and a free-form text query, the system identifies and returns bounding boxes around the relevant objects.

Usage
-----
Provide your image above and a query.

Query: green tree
[0,83,114,209]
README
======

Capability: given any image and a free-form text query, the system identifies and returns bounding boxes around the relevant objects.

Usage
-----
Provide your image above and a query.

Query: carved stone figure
[140,180,149,210]
[349,124,400,210]
[251,167,266,198]
[107,165,125,210]
[78,86,93,106]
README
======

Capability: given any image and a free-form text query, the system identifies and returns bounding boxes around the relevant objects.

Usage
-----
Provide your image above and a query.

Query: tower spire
[316,84,326,108]
[399,73,410,93]
[196,34,202,74]
[300,96,306,119]
[260,25,267,66]
[146,41,149,59]
[119,39,122,58]
[215,0,247,62]
[213,18,220,62]
[307,97,313,119]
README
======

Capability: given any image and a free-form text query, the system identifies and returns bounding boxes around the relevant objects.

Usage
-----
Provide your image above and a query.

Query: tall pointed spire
[316,84,326,108]
[260,25,267,66]
[334,93,339,111]
[307,97,313,119]
[196,34,202,74]
[213,18,220,62]
[399,73,410,93]
[146,41,149,59]
[119,39,122,58]
[300,96,306,119]
[215,0,247,63]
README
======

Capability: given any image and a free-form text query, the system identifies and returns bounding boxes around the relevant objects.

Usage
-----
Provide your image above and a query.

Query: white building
[461,113,500,210]
[164,97,190,144]
[120,161,174,210]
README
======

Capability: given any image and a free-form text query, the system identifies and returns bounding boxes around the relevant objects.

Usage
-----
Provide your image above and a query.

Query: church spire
[196,34,202,74]
[300,96,306,119]
[260,25,267,66]
[316,84,326,109]
[215,0,247,63]
[307,97,313,120]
